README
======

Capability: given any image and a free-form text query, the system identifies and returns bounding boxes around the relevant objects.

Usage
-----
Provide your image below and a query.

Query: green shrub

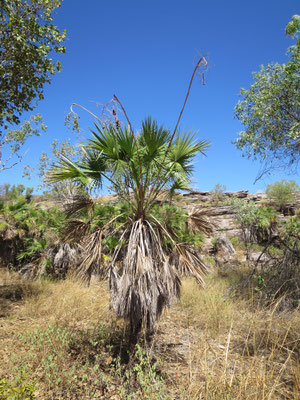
[0,199,65,274]
[226,198,277,244]
[211,184,226,203]
[118,344,166,399]
[281,215,300,250]
[266,179,299,209]
[232,216,300,309]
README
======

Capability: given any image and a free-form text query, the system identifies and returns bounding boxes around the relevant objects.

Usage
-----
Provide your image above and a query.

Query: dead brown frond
[43,229,60,247]
[62,219,91,242]
[19,242,83,280]
[109,218,181,342]
[187,207,215,236]
[77,229,108,285]
[0,224,18,241]
[0,225,21,266]
[49,242,83,278]
[150,213,210,288]
[19,261,46,280]
[171,243,210,287]
[63,194,94,218]
[76,214,128,285]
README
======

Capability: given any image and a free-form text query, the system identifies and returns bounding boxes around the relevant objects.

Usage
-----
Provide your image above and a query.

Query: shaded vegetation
[226,197,300,309]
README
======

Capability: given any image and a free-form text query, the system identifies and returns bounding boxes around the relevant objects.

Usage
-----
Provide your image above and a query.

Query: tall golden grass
[158,277,300,399]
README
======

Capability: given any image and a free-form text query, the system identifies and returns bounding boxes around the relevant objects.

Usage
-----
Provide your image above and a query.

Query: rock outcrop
[179,190,300,266]
[180,190,299,238]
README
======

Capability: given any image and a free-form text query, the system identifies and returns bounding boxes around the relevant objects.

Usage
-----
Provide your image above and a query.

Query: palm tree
[49,57,210,344]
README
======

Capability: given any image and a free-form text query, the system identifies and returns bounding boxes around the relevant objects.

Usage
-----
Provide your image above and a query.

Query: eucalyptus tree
[234,15,300,178]
[49,58,210,343]
[0,0,66,128]
[0,0,66,171]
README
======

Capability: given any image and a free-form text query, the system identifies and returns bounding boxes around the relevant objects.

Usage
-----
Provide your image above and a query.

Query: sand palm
[50,57,210,344]
[50,118,210,343]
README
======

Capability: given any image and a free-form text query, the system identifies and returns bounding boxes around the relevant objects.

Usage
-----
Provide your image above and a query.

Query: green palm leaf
[49,154,101,190]
[88,124,120,159]
[140,117,170,158]
[168,130,210,175]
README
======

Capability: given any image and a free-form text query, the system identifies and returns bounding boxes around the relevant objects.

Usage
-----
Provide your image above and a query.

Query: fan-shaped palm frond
[187,208,216,236]
[80,149,106,190]
[167,176,193,200]
[49,151,105,192]
[168,130,210,176]
[88,123,122,159]
[49,156,88,184]
[140,117,170,159]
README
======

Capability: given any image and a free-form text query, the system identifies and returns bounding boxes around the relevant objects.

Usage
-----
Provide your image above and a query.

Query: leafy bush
[211,184,226,203]
[119,344,165,399]
[266,179,299,209]
[0,184,34,201]
[255,216,300,309]
[229,236,245,250]
[232,215,300,309]
[226,198,277,244]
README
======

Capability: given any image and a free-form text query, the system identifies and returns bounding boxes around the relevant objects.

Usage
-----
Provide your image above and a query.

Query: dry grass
[156,277,300,399]
[16,279,110,328]
[0,271,124,399]
[0,270,299,399]
[0,269,110,325]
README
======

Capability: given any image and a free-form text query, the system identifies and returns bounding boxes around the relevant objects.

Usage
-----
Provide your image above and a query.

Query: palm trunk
[109,219,181,347]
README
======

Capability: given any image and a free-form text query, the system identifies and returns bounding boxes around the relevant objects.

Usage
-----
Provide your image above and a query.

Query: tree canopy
[234,15,300,177]
[0,113,47,172]
[0,0,66,129]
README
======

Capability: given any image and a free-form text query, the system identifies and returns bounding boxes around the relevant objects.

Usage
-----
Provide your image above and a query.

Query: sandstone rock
[225,190,249,198]
[205,205,235,216]
[248,252,270,262]
[211,233,235,262]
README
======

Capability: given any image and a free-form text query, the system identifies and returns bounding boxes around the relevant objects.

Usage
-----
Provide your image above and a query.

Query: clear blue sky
[2,0,300,193]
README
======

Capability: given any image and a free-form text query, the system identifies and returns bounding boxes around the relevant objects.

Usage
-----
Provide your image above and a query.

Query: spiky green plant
[0,197,67,275]
[49,58,211,343]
